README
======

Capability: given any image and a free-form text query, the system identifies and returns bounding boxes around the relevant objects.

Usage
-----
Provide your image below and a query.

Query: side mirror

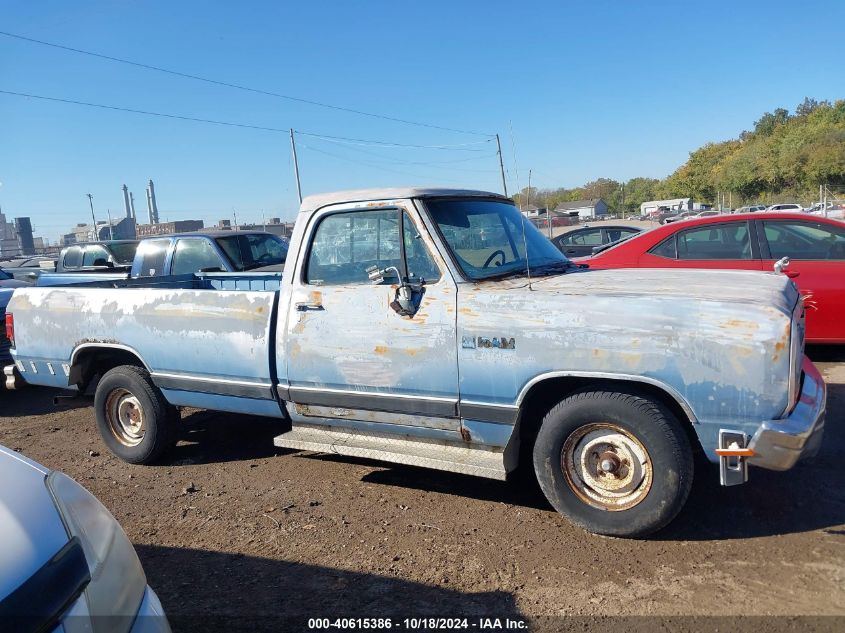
[366,265,422,317]
[366,265,400,284]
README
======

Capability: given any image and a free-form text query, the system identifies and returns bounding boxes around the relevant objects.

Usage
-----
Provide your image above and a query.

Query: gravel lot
[1,348,843,631]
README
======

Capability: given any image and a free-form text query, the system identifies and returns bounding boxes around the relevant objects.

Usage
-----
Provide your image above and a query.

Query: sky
[1,0,843,242]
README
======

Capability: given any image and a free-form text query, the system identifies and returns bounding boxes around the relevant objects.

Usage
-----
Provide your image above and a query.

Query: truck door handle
[295,302,324,312]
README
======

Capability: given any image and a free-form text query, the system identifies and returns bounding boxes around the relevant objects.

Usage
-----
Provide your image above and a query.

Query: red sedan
[575,212,845,343]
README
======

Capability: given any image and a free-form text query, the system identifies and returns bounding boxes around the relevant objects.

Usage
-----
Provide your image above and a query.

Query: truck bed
[7,273,283,415]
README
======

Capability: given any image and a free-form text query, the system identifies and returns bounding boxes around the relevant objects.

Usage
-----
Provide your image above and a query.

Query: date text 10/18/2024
[307,618,528,630]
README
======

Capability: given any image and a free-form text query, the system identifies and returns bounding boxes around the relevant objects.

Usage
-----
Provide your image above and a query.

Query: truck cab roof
[299,187,507,214]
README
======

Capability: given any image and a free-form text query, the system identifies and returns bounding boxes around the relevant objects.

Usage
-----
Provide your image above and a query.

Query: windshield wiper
[530,261,574,276]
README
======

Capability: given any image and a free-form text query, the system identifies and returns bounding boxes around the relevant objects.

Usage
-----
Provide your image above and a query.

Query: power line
[0,88,291,133]
[0,88,488,150]
[0,29,493,137]
[298,142,470,184]
[295,131,492,151]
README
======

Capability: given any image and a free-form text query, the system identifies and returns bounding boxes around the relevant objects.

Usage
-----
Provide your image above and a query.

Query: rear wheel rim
[561,422,652,511]
[104,388,145,447]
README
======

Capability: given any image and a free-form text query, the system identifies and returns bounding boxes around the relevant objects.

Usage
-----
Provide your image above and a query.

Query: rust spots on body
[460,426,471,442]
[374,345,389,355]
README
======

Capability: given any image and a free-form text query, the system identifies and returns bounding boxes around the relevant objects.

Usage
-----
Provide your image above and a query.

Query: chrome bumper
[748,356,826,471]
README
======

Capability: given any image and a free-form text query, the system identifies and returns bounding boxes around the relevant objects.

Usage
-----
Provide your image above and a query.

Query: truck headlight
[46,472,147,633]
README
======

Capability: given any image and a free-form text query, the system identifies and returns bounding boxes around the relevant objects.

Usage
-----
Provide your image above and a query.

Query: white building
[553,199,609,220]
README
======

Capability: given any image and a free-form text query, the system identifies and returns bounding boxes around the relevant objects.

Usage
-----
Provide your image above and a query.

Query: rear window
[109,242,138,264]
[649,236,677,259]
[62,247,83,269]
[215,234,288,271]
[136,239,170,277]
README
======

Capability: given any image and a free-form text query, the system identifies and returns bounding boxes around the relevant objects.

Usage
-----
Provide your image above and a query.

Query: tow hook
[715,429,753,486]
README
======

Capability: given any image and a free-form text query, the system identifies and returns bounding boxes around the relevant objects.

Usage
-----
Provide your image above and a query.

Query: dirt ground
[1,348,844,631]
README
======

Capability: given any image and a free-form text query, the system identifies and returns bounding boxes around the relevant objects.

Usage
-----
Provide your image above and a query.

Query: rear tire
[94,365,177,464]
[532,389,693,537]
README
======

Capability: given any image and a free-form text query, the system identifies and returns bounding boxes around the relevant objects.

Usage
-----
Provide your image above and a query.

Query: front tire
[94,365,177,464]
[533,389,693,537]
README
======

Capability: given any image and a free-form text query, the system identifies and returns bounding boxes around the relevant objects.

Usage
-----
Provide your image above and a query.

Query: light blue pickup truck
[3,188,826,536]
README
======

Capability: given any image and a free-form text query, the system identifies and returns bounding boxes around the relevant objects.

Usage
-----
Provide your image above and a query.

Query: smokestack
[146,179,160,224]
[146,188,154,224]
[129,192,137,221]
[122,184,132,220]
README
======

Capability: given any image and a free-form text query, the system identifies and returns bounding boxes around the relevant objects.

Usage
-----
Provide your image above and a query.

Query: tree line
[514,98,845,215]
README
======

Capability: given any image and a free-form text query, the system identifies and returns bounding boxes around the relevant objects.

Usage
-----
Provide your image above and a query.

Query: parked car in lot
[56,240,139,273]
[736,205,767,213]
[575,212,845,342]
[4,188,824,537]
[0,256,56,282]
[38,231,288,286]
[0,267,30,289]
[766,203,805,213]
[0,444,170,631]
[550,225,642,257]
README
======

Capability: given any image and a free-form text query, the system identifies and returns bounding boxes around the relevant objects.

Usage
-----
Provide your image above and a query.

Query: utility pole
[86,193,97,240]
[261,210,266,232]
[106,209,114,240]
[823,183,828,218]
[620,183,625,219]
[495,133,508,197]
[233,209,239,231]
[290,128,303,204]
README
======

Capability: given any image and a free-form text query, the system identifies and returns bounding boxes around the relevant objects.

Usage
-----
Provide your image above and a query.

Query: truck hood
[0,446,70,601]
[501,267,798,314]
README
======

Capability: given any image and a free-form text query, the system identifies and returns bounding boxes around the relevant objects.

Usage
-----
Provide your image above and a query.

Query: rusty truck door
[283,202,460,434]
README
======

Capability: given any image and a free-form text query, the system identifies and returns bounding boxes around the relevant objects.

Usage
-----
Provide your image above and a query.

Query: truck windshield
[426,198,571,281]
[215,234,288,271]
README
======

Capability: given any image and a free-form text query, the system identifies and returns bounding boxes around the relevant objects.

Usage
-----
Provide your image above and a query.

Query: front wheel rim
[104,388,145,447]
[561,423,652,511]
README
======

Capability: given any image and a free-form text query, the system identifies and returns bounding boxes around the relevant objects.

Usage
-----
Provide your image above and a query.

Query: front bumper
[129,586,171,633]
[748,356,826,471]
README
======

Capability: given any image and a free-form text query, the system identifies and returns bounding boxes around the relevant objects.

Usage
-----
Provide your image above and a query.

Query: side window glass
[763,221,845,260]
[307,209,402,285]
[306,210,440,285]
[172,239,224,275]
[649,236,676,259]
[677,223,751,260]
[136,240,170,277]
[572,230,603,246]
[402,212,440,282]
[62,247,83,269]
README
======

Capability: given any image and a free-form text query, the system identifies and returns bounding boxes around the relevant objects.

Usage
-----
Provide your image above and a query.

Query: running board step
[273,424,507,480]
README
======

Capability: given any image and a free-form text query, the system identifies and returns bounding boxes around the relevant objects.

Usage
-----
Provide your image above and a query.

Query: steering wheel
[482,249,506,268]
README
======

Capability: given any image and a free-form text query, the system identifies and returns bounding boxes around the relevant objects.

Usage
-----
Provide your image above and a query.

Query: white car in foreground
[0,444,170,632]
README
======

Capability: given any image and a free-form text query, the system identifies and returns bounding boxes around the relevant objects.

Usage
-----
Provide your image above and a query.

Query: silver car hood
[0,446,69,600]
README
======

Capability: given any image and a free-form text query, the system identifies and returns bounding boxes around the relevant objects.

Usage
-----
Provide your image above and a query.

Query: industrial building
[136,220,205,237]
[0,209,37,256]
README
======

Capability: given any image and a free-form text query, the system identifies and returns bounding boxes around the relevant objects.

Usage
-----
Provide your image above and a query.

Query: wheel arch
[512,372,701,468]
[68,343,150,391]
